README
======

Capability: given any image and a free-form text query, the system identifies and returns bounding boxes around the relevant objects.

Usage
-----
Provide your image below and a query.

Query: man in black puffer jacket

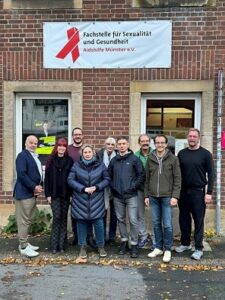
[108,136,145,258]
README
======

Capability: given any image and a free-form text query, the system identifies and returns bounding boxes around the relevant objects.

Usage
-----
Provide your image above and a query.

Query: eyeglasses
[155,142,166,145]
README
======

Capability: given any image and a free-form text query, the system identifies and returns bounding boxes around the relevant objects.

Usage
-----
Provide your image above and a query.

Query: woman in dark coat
[45,138,73,254]
[67,144,110,259]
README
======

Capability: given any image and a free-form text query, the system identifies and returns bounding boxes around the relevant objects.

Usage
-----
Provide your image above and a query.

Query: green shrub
[3,208,52,235]
[3,214,17,234]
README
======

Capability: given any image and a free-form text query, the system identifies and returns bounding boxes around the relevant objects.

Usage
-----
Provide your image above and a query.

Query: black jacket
[44,155,73,199]
[108,150,145,199]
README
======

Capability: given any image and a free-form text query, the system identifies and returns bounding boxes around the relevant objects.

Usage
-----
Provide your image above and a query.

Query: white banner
[43,21,172,69]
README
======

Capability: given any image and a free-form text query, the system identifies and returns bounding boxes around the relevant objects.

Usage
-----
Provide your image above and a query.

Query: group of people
[13,127,214,263]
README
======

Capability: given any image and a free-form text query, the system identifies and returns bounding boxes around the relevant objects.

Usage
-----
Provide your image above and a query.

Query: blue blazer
[13,149,42,200]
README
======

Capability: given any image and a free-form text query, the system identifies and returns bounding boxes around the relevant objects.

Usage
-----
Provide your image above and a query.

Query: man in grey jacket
[144,134,181,263]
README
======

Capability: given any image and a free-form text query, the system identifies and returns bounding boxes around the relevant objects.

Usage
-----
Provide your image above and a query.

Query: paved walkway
[0,235,225,267]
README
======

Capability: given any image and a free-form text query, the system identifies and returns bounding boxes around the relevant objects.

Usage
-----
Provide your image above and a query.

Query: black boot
[130,245,138,258]
[119,241,128,255]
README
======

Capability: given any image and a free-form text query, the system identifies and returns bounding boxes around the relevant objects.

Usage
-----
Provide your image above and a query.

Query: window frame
[3,0,82,9]
[141,92,201,134]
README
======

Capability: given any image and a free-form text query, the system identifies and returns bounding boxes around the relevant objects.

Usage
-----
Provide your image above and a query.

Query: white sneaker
[191,250,203,260]
[19,245,39,258]
[175,244,192,253]
[27,243,39,251]
[163,250,171,263]
[147,248,163,258]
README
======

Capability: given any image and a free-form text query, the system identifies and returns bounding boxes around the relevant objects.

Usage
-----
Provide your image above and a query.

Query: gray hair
[105,137,116,146]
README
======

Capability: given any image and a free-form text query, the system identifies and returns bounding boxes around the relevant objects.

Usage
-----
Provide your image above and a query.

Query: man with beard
[68,127,95,248]
[175,128,215,260]
[68,127,83,162]
[135,134,152,248]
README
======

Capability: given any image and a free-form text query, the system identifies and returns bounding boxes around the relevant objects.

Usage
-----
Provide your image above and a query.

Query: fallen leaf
[113,264,123,270]
[1,271,14,283]
[75,257,87,264]
[27,272,42,277]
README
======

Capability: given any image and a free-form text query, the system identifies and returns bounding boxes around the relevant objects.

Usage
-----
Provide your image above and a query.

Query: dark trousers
[51,197,69,251]
[178,189,206,250]
[71,215,78,242]
[104,200,117,240]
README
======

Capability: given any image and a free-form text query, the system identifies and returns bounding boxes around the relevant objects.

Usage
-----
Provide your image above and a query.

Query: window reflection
[22,99,68,165]
[146,99,194,154]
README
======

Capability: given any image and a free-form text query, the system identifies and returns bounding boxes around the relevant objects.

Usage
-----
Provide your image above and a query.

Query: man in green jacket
[144,134,181,263]
[135,134,152,248]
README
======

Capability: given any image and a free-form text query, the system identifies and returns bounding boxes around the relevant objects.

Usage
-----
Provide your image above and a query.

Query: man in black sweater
[175,128,215,260]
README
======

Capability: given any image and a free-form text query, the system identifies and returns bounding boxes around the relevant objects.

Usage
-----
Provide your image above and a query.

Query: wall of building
[0,0,225,230]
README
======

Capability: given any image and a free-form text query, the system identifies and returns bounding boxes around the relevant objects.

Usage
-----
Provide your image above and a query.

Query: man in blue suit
[14,135,43,257]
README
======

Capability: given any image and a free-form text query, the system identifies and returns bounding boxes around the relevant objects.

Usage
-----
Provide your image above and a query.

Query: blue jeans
[77,218,104,247]
[150,196,173,251]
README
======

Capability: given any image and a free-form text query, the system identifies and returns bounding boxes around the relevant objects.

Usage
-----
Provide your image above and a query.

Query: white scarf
[103,149,116,167]
[103,149,116,209]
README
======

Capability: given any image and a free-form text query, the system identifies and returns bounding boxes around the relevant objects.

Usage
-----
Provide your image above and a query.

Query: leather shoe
[130,245,138,258]
[119,242,128,255]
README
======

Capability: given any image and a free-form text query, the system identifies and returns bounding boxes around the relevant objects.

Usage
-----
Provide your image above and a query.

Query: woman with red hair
[45,138,73,254]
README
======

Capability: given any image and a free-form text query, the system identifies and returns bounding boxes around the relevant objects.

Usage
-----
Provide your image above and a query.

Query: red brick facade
[0,0,224,206]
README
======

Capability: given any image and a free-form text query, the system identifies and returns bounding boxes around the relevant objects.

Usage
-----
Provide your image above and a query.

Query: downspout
[216,69,224,235]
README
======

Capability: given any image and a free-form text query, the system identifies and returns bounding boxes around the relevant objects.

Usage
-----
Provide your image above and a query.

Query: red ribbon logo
[56,27,80,63]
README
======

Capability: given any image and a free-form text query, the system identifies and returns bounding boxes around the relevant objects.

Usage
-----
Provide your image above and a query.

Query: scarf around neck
[81,155,97,166]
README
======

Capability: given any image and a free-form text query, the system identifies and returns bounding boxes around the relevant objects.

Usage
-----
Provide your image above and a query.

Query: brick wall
[0,0,225,205]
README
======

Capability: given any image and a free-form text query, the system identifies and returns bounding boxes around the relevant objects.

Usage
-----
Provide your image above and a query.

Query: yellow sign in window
[36,136,56,155]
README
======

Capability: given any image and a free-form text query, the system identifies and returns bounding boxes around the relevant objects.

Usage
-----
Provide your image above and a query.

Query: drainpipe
[216,69,224,235]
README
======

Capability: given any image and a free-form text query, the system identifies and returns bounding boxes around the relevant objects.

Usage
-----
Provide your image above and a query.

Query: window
[16,93,71,165]
[141,93,201,154]
[3,0,82,9]
[132,0,216,8]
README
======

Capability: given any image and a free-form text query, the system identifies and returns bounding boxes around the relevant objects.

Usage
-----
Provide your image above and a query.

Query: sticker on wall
[221,130,225,150]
